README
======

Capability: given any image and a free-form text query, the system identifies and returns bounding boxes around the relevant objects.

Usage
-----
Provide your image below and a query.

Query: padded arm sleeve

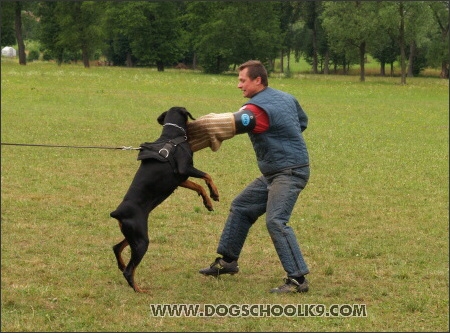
[187,109,256,152]
[187,113,235,152]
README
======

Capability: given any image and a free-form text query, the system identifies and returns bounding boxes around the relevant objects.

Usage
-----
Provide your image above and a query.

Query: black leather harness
[137,135,188,174]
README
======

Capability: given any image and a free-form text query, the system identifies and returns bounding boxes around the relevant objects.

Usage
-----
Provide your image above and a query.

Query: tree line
[1,1,448,83]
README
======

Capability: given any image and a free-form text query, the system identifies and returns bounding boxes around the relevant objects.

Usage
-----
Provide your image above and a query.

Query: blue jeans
[217,166,310,278]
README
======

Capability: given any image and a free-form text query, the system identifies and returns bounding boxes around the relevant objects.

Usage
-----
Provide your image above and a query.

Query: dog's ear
[186,111,196,121]
[157,111,167,125]
[180,107,196,121]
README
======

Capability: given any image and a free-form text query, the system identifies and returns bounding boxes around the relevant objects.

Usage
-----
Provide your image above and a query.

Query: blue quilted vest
[244,87,309,175]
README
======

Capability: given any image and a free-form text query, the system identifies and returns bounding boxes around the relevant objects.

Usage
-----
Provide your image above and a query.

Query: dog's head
[157,107,196,126]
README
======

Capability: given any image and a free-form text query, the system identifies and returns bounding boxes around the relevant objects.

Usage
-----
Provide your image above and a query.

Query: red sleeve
[243,104,269,134]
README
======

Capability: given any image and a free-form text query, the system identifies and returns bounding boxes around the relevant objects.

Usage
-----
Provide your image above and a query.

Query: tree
[321,1,379,81]
[103,2,136,67]
[57,1,105,68]
[428,1,449,78]
[371,36,399,76]
[183,1,218,70]
[1,2,16,47]
[20,2,40,42]
[186,1,233,73]
[299,0,324,74]
[14,1,26,65]
[37,1,105,67]
[8,0,445,77]
[377,1,434,84]
[37,2,64,64]
[403,2,433,77]
[295,3,330,75]
[397,2,408,84]
[104,1,185,70]
[187,1,281,74]
[276,1,301,73]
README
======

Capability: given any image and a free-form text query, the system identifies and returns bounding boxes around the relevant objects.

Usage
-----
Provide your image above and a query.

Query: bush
[42,52,53,61]
[27,49,40,62]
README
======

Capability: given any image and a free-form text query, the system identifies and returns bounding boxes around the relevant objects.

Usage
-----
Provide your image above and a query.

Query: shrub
[27,49,40,62]
[42,52,52,61]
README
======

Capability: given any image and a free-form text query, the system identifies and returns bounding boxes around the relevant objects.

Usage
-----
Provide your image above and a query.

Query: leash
[2,123,188,151]
[0,142,141,150]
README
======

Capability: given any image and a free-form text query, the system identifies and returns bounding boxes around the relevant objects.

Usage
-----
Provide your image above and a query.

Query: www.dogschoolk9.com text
[149,303,367,318]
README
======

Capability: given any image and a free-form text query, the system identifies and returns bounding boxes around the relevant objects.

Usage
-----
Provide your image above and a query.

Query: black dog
[110,106,219,292]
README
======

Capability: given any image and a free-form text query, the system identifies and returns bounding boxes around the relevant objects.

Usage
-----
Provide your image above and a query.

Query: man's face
[238,68,262,98]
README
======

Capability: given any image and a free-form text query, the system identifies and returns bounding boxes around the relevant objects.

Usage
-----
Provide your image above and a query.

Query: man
[199,60,311,293]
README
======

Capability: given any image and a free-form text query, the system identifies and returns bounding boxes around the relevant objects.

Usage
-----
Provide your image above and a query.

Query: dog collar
[163,122,186,134]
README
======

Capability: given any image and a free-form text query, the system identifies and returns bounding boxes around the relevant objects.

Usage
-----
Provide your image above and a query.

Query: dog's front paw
[212,194,219,202]
[199,194,214,211]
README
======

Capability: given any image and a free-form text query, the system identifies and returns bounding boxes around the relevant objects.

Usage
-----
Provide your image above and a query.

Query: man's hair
[238,60,268,87]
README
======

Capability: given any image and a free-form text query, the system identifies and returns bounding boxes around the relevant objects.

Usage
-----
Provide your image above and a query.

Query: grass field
[1,58,448,332]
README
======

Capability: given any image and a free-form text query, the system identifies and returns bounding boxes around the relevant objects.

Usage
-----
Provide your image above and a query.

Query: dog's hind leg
[118,218,150,293]
[113,238,128,272]
[123,237,149,293]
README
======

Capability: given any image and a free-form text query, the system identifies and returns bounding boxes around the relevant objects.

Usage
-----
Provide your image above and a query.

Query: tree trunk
[399,2,407,85]
[280,50,284,73]
[407,41,416,77]
[359,41,366,82]
[216,56,221,74]
[192,53,197,70]
[324,50,329,75]
[287,51,290,72]
[14,2,26,65]
[400,44,407,84]
[312,21,318,74]
[157,61,164,72]
[126,52,133,67]
[441,61,449,79]
[431,3,449,79]
[57,52,63,66]
[82,47,90,68]
[380,62,386,76]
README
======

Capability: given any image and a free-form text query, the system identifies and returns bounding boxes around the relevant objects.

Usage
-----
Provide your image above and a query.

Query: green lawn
[1,58,448,332]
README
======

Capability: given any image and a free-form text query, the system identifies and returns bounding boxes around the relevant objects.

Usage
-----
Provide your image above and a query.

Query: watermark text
[149,303,367,318]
